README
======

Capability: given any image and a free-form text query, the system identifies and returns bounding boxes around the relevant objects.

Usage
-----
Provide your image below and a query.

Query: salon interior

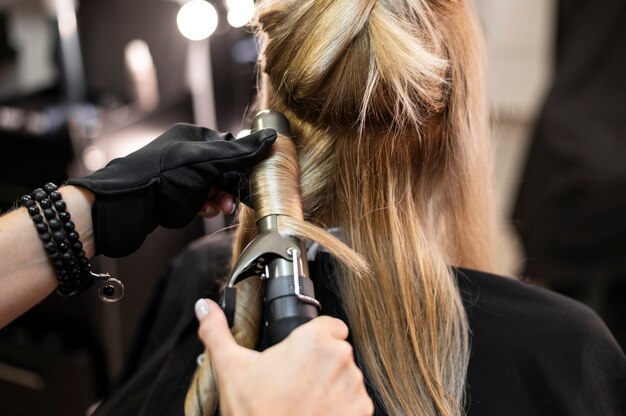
[0,0,624,414]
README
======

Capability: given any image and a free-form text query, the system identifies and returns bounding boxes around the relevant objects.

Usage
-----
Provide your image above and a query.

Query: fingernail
[195,299,211,321]
[228,201,237,215]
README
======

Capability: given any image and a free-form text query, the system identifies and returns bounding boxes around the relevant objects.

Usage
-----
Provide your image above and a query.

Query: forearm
[0,186,94,328]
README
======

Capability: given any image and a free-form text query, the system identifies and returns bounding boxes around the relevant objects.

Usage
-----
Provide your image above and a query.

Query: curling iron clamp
[221,110,321,346]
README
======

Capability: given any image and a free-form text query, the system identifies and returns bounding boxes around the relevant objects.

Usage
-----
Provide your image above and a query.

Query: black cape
[94,233,626,415]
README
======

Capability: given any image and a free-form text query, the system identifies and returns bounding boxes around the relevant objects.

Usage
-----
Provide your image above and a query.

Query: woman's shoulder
[455,267,626,415]
[454,267,607,335]
[454,267,623,363]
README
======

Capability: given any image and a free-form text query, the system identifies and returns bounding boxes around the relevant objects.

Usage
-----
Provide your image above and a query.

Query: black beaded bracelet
[19,183,124,302]
[21,191,85,296]
[18,195,66,276]
[42,183,92,292]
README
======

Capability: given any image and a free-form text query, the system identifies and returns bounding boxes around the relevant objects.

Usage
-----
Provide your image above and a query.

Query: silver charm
[93,272,125,303]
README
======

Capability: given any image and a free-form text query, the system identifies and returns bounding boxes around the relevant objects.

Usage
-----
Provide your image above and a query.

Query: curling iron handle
[268,316,317,346]
[267,294,319,346]
[265,266,320,345]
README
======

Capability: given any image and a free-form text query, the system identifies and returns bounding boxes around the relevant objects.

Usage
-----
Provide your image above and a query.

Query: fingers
[242,128,277,146]
[200,202,220,217]
[356,386,375,416]
[160,129,276,176]
[195,299,240,364]
[287,317,372,415]
[215,192,237,215]
[296,315,350,341]
[199,188,237,218]
[210,128,277,171]
[240,129,277,158]
[348,364,375,415]
[163,123,223,142]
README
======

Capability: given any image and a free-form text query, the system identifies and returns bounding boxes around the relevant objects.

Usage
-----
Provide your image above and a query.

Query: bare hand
[195,298,374,416]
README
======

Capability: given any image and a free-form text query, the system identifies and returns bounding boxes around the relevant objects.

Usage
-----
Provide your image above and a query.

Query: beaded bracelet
[27,190,76,294]
[19,183,124,302]
[45,184,91,290]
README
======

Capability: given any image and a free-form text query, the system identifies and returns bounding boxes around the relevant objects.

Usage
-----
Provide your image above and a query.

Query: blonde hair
[186,0,494,415]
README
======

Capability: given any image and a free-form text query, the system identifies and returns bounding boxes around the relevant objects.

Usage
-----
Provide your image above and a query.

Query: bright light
[177,0,218,41]
[125,40,154,73]
[226,0,255,28]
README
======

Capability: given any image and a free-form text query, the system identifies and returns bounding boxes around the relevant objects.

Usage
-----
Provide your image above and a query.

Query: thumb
[195,298,240,364]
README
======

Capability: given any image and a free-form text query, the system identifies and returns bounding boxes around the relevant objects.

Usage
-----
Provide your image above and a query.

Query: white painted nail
[194,299,211,320]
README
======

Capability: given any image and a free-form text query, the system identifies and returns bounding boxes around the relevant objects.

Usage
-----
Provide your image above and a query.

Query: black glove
[67,123,276,258]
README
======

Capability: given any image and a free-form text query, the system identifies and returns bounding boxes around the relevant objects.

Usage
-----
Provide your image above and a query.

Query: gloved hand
[67,123,276,258]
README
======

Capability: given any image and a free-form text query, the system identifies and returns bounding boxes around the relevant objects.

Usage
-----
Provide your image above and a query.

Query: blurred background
[0,0,623,414]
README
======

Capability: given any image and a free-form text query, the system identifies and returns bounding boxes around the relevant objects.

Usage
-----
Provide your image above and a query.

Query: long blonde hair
[186,0,493,415]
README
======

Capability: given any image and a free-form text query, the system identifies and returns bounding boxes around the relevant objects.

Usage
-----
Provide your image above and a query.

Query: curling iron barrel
[222,110,320,347]
[250,111,320,346]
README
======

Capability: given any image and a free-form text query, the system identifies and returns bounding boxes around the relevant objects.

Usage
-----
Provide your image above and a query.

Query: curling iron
[221,110,320,346]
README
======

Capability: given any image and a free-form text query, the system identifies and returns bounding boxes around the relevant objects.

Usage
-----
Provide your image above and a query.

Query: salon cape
[93,232,626,416]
